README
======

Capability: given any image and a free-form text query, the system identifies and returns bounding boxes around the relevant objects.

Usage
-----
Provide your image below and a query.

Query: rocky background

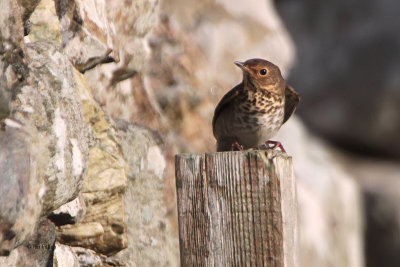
[0,0,397,266]
[276,0,400,266]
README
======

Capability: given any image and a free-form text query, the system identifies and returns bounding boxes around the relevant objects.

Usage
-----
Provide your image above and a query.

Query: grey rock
[83,0,162,122]
[276,0,400,158]
[1,0,90,255]
[0,218,56,267]
[16,0,41,22]
[55,95,128,256]
[365,191,400,267]
[0,0,24,44]
[53,243,79,267]
[0,125,47,256]
[0,0,26,120]
[69,246,124,267]
[24,218,57,267]
[275,117,364,267]
[54,244,124,267]
[54,0,117,72]
[112,120,179,267]
[49,195,86,226]
[336,154,400,267]
[24,0,62,44]
[10,41,90,214]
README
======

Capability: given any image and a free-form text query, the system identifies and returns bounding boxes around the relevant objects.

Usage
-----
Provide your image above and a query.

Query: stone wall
[0,0,177,265]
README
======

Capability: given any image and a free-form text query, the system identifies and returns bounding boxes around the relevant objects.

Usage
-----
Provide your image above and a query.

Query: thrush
[212,58,300,152]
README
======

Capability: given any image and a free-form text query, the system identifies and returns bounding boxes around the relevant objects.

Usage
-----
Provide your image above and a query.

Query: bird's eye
[259,69,267,75]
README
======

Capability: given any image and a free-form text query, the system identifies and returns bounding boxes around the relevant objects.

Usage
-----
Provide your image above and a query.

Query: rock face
[54,0,117,72]
[112,120,179,266]
[49,195,86,226]
[336,154,400,267]
[53,243,80,267]
[16,41,90,213]
[276,0,400,158]
[0,218,56,266]
[55,71,128,256]
[3,0,90,216]
[275,118,364,267]
[0,126,47,256]
[277,1,400,266]
[0,0,25,120]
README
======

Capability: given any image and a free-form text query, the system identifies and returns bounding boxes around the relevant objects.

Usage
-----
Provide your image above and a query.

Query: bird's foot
[231,141,243,151]
[262,140,286,153]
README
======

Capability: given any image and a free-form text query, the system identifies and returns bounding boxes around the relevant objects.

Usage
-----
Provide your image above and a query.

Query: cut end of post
[175,149,291,162]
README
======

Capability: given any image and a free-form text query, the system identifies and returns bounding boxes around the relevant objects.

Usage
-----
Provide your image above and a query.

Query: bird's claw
[231,141,243,151]
[258,140,286,153]
[266,140,286,153]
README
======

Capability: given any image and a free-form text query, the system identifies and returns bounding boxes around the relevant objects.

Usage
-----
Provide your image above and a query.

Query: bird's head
[234,58,285,94]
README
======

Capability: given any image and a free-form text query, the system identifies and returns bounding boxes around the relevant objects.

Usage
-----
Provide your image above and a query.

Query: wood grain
[175,150,298,267]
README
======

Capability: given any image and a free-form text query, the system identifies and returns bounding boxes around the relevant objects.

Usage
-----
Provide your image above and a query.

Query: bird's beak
[234,61,248,72]
[234,61,244,68]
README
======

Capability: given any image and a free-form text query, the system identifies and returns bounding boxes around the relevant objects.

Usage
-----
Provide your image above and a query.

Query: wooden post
[175,150,298,267]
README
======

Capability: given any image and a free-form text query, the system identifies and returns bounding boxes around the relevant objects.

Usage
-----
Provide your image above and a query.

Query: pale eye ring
[259,69,267,75]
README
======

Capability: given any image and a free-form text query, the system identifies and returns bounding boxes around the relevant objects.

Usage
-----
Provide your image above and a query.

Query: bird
[212,58,300,152]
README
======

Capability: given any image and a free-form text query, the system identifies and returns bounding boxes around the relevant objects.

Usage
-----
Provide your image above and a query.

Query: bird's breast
[234,103,284,131]
[231,99,284,148]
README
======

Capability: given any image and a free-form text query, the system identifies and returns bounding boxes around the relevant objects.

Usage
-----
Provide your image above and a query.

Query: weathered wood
[175,150,298,267]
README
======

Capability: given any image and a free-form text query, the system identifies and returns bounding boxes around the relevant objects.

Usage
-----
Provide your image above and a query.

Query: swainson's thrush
[212,58,300,152]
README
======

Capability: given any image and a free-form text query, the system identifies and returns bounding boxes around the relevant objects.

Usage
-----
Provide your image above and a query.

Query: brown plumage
[212,58,300,152]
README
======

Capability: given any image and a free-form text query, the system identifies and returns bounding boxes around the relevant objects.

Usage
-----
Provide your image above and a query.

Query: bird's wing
[212,83,242,136]
[283,85,300,124]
